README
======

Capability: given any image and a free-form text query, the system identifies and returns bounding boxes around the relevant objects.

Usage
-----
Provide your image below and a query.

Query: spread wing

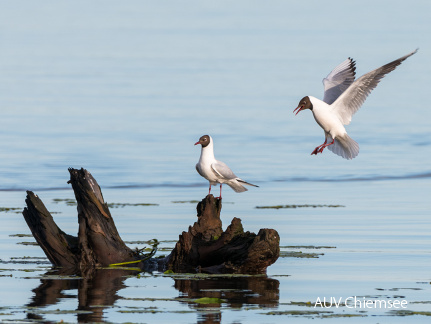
[331,49,418,125]
[322,58,356,104]
[211,161,237,180]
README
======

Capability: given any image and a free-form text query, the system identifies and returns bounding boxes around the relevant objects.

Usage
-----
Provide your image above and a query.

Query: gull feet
[311,145,325,155]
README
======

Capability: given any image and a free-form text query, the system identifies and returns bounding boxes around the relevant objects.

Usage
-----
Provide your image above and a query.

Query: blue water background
[0,1,430,323]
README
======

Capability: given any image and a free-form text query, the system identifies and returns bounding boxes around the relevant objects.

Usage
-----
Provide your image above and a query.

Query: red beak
[293,105,303,115]
[194,141,200,145]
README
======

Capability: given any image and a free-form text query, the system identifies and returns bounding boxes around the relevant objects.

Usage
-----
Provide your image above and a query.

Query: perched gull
[293,49,418,160]
[195,135,258,198]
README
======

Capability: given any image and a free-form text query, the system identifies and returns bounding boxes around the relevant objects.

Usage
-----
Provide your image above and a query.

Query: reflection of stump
[22,168,279,274]
[174,276,279,308]
[27,268,132,323]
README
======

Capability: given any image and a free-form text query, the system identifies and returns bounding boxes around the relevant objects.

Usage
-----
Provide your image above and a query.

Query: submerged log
[22,168,279,274]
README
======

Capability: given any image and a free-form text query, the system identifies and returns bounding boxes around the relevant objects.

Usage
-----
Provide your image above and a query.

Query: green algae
[155,254,166,259]
[53,198,159,208]
[389,310,431,316]
[280,245,336,249]
[172,200,234,204]
[262,310,333,316]
[52,198,76,206]
[107,202,159,208]
[38,274,82,280]
[9,234,33,238]
[10,256,47,260]
[161,272,266,280]
[125,239,176,245]
[255,204,345,209]
[119,306,160,314]
[123,297,178,302]
[118,307,195,314]
[287,301,314,307]
[193,297,225,304]
[27,309,93,315]
[261,310,366,318]
[279,251,324,258]
[16,241,39,246]
[1,256,50,266]
[157,247,173,251]
[321,313,367,318]
[270,274,291,277]
[0,207,22,213]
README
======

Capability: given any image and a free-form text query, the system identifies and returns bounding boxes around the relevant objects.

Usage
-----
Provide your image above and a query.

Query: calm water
[0,1,430,323]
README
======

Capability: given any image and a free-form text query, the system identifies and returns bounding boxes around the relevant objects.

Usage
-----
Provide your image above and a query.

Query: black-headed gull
[195,135,258,198]
[294,49,418,160]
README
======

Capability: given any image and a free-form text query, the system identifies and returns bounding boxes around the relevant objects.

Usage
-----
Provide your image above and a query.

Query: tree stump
[22,168,279,274]
[166,195,280,273]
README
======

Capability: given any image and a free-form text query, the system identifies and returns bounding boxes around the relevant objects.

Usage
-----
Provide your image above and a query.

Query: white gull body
[294,49,418,160]
[195,135,258,198]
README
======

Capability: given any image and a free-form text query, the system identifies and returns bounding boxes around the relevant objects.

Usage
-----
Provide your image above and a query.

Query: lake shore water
[0,1,430,323]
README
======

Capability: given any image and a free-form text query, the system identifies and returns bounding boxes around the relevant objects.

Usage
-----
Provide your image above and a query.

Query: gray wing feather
[331,49,418,125]
[322,58,356,104]
[326,133,359,160]
[211,161,238,180]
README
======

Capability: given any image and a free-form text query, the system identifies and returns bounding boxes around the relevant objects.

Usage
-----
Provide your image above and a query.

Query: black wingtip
[237,179,259,188]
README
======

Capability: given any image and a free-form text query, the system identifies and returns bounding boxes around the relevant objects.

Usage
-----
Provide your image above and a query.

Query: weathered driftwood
[22,168,279,274]
[23,168,139,272]
[167,195,280,273]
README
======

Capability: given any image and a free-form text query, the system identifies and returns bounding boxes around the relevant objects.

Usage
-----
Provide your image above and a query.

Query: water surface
[0,1,430,323]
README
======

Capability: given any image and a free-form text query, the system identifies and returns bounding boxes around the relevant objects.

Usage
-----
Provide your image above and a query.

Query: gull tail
[227,178,259,193]
[327,134,359,160]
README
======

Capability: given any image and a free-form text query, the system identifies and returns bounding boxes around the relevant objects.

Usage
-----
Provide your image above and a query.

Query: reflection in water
[27,269,279,323]
[27,268,135,323]
[174,276,279,324]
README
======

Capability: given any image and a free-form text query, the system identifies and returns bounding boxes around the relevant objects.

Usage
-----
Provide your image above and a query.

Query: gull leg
[311,138,327,155]
[319,138,335,153]
[216,184,222,200]
[208,183,212,195]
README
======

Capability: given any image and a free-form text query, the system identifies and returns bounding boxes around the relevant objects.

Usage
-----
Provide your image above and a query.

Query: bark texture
[166,195,280,274]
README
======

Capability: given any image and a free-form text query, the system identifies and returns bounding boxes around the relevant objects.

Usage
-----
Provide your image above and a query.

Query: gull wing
[211,161,237,180]
[322,58,356,104]
[331,49,418,125]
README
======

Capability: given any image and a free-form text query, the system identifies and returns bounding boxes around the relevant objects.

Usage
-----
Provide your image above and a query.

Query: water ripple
[1,172,429,192]
[275,171,431,183]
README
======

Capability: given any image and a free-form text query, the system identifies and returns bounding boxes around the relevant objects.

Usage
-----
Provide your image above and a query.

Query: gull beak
[194,141,200,145]
[293,105,304,115]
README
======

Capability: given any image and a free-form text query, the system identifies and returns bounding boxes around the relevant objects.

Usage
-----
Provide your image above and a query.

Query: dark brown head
[293,96,313,115]
[194,135,211,147]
